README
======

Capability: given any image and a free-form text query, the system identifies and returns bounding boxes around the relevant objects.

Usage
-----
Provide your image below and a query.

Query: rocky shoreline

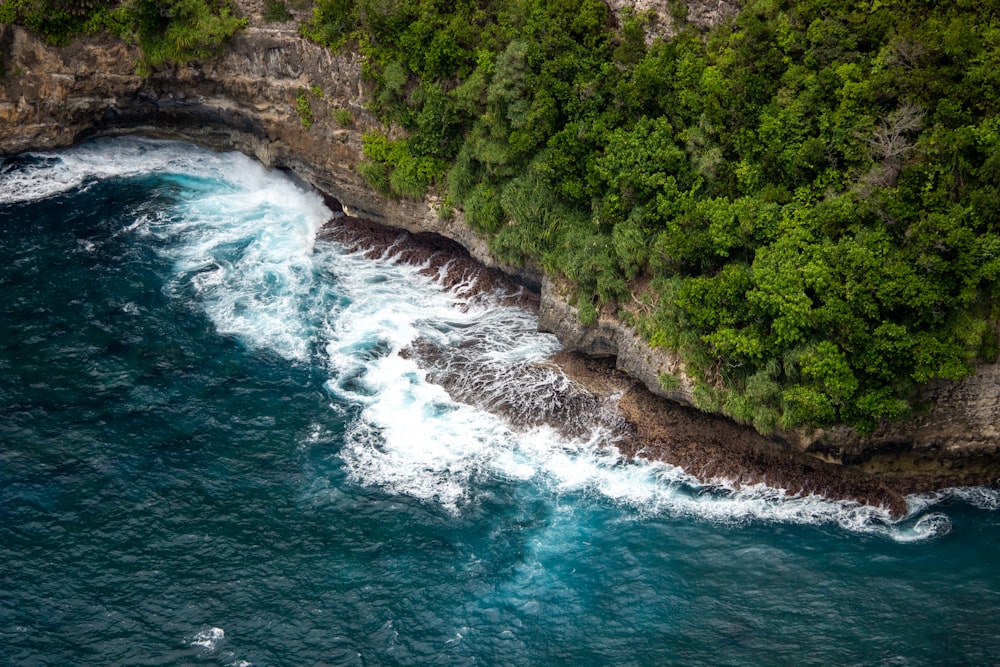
[319,212,1000,517]
[2,9,1000,514]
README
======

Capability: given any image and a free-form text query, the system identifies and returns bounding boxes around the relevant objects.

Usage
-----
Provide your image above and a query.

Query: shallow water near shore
[1,137,999,665]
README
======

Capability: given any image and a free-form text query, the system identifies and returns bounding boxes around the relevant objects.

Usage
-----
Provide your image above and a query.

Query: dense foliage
[0,0,111,44]
[5,0,999,434]
[0,0,246,70]
[303,0,1000,434]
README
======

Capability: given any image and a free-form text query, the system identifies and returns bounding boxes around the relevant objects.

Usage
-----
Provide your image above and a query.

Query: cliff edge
[2,7,998,501]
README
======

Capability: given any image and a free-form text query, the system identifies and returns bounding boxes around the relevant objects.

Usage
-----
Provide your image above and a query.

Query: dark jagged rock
[319,215,538,309]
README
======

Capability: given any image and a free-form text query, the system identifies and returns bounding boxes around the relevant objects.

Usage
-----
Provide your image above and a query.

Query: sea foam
[191,626,225,651]
[5,136,992,542]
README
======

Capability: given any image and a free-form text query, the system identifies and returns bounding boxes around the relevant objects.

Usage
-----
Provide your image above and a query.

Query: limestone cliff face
[1,16,999,480]
[0,21,514,281]
[538,275,697,406]
[604,0,738,42]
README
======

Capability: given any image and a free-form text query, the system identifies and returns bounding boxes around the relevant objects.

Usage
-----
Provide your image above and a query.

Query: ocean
[1,137,998,666]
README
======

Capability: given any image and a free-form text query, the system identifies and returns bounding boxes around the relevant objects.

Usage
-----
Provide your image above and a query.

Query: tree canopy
[6,0,1000,434]
[307,0,1000,433]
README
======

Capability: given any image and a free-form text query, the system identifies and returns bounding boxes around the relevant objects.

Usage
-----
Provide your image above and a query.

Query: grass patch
[332,107,353,126]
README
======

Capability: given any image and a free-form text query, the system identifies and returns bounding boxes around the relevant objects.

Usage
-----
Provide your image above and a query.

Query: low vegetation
[296,88,315,127]
[331,107,354,127]
[0,0,246,71]
[263,0,293,22]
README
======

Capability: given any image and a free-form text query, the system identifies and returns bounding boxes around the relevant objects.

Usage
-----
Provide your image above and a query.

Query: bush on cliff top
[0,0,112,44]
[303,0,1000,435]
[0,0,246,70]
[124,0,247,72]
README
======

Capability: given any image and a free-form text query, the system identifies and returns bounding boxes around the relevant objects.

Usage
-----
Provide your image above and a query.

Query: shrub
[262,0,292,22]
[357,160,392,196]
[658,372,681,391]
[463,183,504,233]
[0,0,111,45]
[299,0,358,50]
[127,0,247,72]
[296,89,313,127]
[332,108,353,126]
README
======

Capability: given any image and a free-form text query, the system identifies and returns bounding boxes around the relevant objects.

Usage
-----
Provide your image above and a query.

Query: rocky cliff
[2,8,999,494]
[604,0,738,42]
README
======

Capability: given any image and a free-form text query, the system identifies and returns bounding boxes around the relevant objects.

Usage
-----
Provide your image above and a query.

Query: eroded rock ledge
[2,17,999,501]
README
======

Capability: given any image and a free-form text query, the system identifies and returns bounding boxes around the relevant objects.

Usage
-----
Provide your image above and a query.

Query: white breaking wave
[908,485,1000,511]
[159,176,333,362]
[320,244,559,509]
[191,626,225,651]
[1,137,335,360]
[6,137,994,542]
[314,245,966,542]
[0,136,235,204]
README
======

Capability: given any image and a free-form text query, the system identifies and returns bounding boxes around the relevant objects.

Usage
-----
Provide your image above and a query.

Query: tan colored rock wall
[538,275,696,406]
[604,0,738,41]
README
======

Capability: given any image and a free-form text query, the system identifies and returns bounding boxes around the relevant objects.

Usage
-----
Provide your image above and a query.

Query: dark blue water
[1,138,999,666]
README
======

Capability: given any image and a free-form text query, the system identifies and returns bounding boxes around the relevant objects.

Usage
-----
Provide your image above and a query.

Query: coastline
[2,15,999,514]
[320,212,1000,517]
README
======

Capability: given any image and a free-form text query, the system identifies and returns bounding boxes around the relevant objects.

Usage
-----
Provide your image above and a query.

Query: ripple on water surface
[1,137,999,666]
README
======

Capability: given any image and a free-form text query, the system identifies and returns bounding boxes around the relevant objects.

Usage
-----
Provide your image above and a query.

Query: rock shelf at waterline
[320,212,998,518]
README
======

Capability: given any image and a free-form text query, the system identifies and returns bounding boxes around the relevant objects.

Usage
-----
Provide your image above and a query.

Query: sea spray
[3,137,1000,666]
[0,136,989,543]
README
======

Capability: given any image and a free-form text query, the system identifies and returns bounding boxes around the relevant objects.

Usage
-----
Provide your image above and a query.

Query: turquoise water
[1,138,998,666]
